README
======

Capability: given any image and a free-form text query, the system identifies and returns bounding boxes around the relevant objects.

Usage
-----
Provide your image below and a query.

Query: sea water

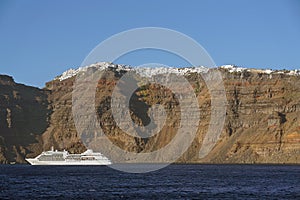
[0,164,299,199]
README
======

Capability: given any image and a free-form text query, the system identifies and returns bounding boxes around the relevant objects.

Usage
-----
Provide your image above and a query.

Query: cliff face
[209,69,300,163]
[0,75,50,163]
[0,64,300,164]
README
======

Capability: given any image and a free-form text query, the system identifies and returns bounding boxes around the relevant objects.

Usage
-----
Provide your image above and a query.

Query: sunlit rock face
[0,63,300,163]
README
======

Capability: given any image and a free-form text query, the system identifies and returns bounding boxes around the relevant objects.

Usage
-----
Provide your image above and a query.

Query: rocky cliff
[0,75,50,163]
[0,63,299,164]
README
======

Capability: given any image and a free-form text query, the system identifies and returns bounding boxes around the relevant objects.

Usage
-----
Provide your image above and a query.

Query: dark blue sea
[0,164,299,199]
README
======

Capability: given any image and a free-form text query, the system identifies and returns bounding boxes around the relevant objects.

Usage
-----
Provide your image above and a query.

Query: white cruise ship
[25,147,112,165]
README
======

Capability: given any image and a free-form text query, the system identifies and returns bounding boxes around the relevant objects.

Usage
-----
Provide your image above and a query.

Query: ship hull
[26,148,112,165]
[25,158,111,166]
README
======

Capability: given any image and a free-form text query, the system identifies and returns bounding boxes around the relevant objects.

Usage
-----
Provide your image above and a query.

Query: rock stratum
[0,63,300,164]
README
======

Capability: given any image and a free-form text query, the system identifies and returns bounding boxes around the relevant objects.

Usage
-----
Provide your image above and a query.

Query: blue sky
[0,0,299,87]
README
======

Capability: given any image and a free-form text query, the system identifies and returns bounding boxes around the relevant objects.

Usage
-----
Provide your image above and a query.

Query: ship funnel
[51,146,54,151]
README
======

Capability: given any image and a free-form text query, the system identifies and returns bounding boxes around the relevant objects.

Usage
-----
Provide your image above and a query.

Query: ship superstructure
[26,147,111,165]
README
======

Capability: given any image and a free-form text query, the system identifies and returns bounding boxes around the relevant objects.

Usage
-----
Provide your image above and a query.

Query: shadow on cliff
[0,76,50,163]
